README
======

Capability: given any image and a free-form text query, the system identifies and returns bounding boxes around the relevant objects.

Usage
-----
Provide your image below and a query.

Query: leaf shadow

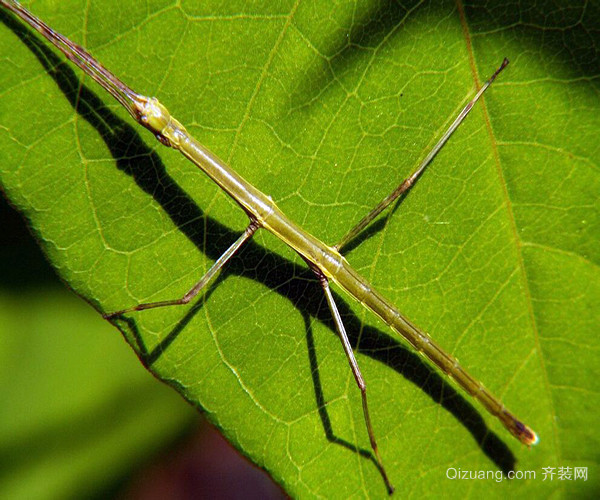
[289,0,419,112]
[292,0,600,113]
[1,9,518,482]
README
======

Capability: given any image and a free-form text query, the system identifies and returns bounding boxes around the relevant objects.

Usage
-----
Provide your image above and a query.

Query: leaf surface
[1,1,598,497]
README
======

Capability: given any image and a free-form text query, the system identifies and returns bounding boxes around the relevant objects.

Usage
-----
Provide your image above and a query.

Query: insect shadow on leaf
[1,8,517,482]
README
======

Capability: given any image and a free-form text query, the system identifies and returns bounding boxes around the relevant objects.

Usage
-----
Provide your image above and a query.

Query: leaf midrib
[456,0,561,468]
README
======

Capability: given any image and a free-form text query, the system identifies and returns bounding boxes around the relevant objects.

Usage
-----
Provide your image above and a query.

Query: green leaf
[1,1,598,497]
[0,285,195,499]
[0,196,197,499]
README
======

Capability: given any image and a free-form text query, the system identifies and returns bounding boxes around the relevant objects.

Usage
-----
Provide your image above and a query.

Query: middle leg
[310,265,394,494]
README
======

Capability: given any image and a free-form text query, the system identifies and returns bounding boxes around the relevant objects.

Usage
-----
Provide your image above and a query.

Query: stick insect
[1,0,538,494]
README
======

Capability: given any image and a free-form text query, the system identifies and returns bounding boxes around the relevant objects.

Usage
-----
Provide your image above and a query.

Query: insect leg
[103,219,260,319]
[335,59,509,252]
[312,266,394,495]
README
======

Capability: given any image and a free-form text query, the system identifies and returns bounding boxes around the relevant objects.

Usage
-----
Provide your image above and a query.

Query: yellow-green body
[140,93,536,446]
[1,0,537,456]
